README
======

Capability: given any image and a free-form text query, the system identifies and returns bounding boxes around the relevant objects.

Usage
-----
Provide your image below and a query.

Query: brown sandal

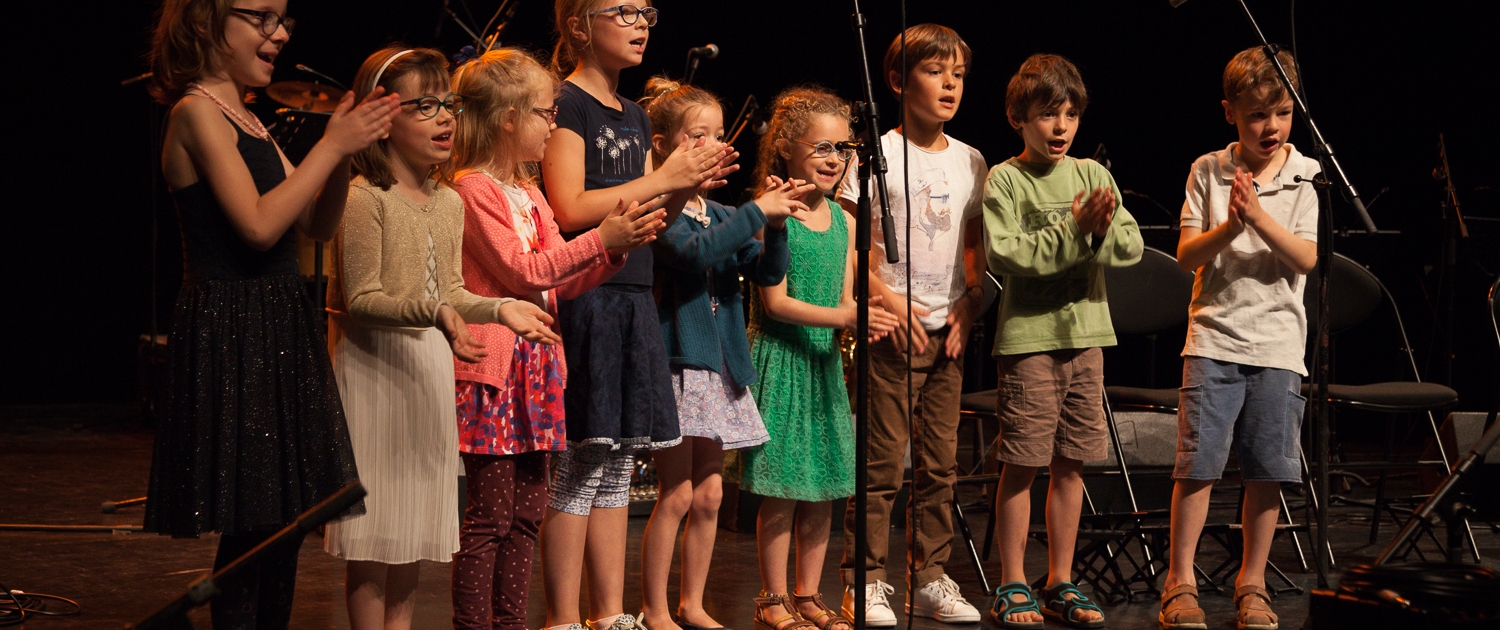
[754,592,815,630]
[1158,584,1207,630]
[1234,585,1279,630]
[789,593,853,630]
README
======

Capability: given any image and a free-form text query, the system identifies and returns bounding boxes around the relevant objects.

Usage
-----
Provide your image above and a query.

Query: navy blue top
[553,81,655,286]
[172,114,297,283]
[655,199,790,389]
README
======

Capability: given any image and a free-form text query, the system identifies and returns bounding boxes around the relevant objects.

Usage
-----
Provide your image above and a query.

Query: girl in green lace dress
[731,86,899,630]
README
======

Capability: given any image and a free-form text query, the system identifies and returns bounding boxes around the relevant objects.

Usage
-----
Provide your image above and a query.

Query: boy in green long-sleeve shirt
[981,53,1142,630]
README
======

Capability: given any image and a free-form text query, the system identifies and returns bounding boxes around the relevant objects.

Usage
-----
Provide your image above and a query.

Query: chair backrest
[1105,246,1195,335]
[1304,253,1383,336]
[1490,275,1500,350]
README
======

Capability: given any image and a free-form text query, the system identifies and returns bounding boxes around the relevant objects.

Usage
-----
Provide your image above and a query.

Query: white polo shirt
[1180,142,1321,375]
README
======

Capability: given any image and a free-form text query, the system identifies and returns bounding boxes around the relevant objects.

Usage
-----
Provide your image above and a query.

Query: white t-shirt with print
[837,130,987,331]
[1180,142,1321,375]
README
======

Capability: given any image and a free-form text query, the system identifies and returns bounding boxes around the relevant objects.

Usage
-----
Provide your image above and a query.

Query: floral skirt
[673,366,769,450]
[456,339,566,455]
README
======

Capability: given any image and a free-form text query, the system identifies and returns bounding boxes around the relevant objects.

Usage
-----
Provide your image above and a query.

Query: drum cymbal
[265,81,346,112]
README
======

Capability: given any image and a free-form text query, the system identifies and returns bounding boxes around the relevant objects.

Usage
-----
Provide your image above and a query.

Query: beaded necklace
[187,83,273,142]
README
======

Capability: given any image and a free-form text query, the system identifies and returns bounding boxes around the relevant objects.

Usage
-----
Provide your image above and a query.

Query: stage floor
[4,404,1497,630]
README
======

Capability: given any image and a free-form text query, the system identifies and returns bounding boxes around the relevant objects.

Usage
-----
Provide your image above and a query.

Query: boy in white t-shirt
[1158,47,1320,630]
[834,23,987,627]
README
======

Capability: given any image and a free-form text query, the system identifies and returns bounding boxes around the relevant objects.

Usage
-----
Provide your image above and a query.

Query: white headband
[371,49,415,91]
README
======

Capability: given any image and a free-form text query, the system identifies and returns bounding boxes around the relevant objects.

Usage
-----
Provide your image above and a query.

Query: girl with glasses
[541,2,736,630]
[321,46,560,630]
[445,47,665,630]
[142,1,399,628]
[728,86,899,630]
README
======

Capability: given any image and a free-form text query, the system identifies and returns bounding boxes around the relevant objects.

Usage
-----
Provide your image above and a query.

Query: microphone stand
[847,1,900,626]
[1233,0,1376,589]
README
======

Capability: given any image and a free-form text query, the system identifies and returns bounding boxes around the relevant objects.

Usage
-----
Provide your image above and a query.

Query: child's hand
[845,294,901,339]
[598,197,668,253]
[322,87,400,158]
[657,135,732,193]
[1071,186,1115,236]
[754,176,814,228]
[884,295,931,355]
[698,144,742,193]
[498,300,563,346]
[1231,169,1266,229]
[436,303,489,363]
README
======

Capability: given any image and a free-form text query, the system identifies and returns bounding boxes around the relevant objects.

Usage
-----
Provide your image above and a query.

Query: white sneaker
[909,575,981,623]
[842,580,898,628]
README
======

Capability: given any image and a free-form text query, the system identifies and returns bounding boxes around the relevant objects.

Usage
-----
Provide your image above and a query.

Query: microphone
[835,140,862,153]
[296,64,348,91]
[688,43,719,59]
[1169,0,1190,7]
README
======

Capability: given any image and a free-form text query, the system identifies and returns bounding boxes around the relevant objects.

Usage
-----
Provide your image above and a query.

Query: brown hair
[639,76,722,168]
[751,86,852,192]
[350,47,452,190]
[1005,53,1088,124]
[883,23,971,94]
[449,48,557,184]
[552,0,657,77]
[1223,46,1300,107]
[147,0,237,104]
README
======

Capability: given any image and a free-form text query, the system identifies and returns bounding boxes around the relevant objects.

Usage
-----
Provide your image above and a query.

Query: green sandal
[1037,582,1105,629]
[988,582,1044,630]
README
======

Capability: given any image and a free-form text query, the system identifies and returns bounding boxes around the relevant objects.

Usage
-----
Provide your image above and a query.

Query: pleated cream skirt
[325,320,459,563]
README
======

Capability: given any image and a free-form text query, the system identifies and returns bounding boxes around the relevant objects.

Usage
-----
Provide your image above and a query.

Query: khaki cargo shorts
[993,347,1108,467]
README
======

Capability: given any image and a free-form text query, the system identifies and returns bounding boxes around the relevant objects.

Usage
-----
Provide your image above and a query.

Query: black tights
[210,530,303,630]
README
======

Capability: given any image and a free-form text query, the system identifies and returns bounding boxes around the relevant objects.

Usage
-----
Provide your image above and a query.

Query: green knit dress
[731,203,855,501]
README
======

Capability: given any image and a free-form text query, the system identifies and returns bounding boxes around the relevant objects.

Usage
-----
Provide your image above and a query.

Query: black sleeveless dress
[144,117,361,538]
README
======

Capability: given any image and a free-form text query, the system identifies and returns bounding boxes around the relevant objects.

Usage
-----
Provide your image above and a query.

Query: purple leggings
[452,451,549,630]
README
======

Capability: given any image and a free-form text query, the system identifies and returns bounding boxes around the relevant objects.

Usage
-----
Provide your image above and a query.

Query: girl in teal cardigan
[637,78,814,630]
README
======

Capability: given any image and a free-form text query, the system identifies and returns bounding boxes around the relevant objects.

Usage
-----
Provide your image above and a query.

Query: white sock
[589,614,622,629]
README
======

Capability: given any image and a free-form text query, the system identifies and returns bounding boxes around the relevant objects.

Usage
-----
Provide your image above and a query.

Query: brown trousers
[841,328,964,589]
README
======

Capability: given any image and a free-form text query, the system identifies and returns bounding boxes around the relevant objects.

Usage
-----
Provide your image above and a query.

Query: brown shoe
[1234,585,1279,630]
[789,593,853,630]
[753,592,815,630]
[1159,584,1207,630]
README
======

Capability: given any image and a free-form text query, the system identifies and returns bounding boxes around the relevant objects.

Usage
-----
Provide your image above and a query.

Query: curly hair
[1223,46,1300,107]
[1005,53,1088,125]
[638,75,721,168]
[751,85,851,193]
[147,0,237,104]
[448,47,557,184]
[349,47,452,190]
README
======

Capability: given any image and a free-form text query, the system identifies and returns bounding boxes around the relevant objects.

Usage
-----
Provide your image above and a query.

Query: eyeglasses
[532,106,559,124]
[794,139,855,162]
[399,94,464,119]
[231,8,296,36]
[588,4,659,27]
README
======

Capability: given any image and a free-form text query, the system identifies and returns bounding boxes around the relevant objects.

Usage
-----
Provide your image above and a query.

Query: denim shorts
[1174,357,1306,483]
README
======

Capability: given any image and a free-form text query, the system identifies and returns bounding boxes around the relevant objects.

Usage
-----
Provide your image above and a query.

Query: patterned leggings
[548,443,636,515]
[453,451,549,630]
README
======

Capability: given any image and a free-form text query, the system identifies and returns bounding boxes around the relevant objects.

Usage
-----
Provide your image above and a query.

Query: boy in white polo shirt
[835,23,987,627]
[1158,47,1320,630]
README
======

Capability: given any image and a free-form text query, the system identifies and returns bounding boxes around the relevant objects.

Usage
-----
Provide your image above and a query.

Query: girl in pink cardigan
[446,48,664,630]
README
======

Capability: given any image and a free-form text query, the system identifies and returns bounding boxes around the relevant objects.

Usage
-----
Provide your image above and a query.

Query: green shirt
[983,156,1143,355]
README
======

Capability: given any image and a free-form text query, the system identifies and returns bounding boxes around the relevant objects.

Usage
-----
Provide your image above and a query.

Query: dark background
[6,0,1497,413]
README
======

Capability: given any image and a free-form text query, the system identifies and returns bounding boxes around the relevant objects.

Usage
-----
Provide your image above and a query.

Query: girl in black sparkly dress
[142,1,399,627]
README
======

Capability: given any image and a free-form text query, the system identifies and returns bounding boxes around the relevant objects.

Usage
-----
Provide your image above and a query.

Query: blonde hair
[639,76,721,168]
[1223,46,1300,107]
[449,48,557,184]
[752,86,851,192]
[350,47,452,190]
[550,0,653,77]
[147,0,237,104]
